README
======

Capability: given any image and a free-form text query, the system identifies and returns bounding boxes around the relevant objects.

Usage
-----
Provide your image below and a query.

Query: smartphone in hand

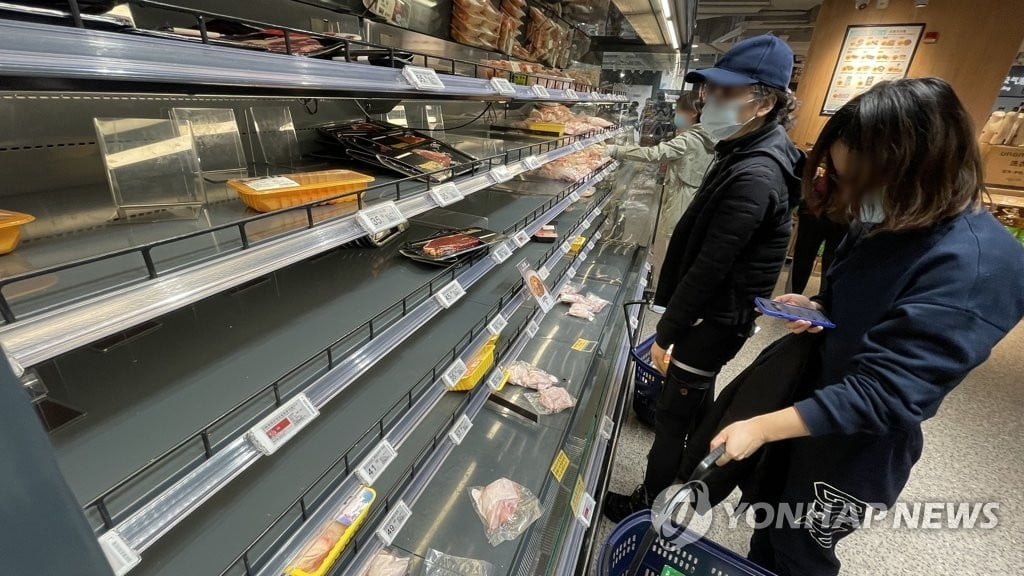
[754,297,836,329]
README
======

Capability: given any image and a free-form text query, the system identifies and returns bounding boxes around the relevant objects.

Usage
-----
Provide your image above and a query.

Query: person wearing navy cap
[604,35,804,522]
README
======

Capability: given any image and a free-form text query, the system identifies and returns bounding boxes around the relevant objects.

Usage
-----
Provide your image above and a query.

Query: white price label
[490,77,516,96]
[435,280,466,309]
[487,313,508,336]
[98,531,141,576]
[486,369,506,390]
[538,265,550,280]
[592,208,601,218]
[630,316,639,330]
[560,241,571,254]
[595,231,603,240]
[441,358,469,389]
[526,320,540,338]
[569,191,581,202]
[402,65,445,90]
[580,91,593,100]
[579,251,588,261]
[600,415,614,440]
[572,141,585,152]
[568,264,578,277]
[523,155,542,170]
[448,414,474,445]
[539,293,555,313]
[245,394,319,455]
[356,440,398,486]
[577,492,596,527]
[587,240,596,251]
[639,275,648,289]
[428,182,463,207]
[564,88,579,100]
[376,500,412,546]
[582,218,592,229]
[357,202,407,235]
[490,164,513,183]
[512,230,531,247]
[242,176,300,191]
[531,84,551,98]
[490,241,513,263]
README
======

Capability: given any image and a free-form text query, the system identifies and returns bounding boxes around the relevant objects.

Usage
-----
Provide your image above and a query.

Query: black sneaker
[603,484,653,523]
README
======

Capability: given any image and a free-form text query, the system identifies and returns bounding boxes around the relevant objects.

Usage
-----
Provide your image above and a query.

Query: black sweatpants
[643,319,751,497]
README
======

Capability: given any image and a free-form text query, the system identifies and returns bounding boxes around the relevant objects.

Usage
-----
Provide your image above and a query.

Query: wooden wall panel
[790,0,1024,149]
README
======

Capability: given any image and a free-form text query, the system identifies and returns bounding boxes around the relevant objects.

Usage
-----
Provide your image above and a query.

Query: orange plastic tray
[228,170,374,213]
[0,210,35,255]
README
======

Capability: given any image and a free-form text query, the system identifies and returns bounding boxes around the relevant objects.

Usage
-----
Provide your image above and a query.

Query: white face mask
[859,190,886,224]
[701,97,758,141]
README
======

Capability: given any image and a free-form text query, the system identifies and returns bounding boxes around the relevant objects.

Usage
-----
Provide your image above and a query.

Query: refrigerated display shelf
[0,18,627,103]
[0,125,627,370]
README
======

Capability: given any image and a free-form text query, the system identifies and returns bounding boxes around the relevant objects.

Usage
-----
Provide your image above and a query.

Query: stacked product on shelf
[537,148,611,182]
[450,0,503,50]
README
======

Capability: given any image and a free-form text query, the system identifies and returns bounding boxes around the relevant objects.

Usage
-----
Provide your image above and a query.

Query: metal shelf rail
[0,125,629,370]
[341,212,612,576]
[91,160,619,575]
[248,197,615,576]
[0,16,626,102]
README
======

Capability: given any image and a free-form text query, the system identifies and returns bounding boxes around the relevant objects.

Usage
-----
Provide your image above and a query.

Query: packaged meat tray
[469,478,544,546]
[399,227,501,265]
[227,169,375,213]
[318,121,476,182]
[285,486,376,576]
[0,210,35,255]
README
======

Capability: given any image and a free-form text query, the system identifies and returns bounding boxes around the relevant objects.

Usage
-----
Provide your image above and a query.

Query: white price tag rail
[489,77,516,96]
[487,313,508,336]
[512,230,531,248]
[523,155,542,170]
[564,88,579,100]
[245,394,319,456]
[428,182,464,207]
[98,531,141,576]
[490,164,513,183]
[560,241,571,254]
[376,500,413,546]
[538,265,550,281]
[490,241,513,263]
[355,440,398,486]
[531,84,551,98]
[441,358,468,389]
[569,191,581,202]
[600,415,614,440]
[434,280,466,309]
[572,141,585,152]
[577,493,596,527]
[539,293,555,313]
[357,202,407,235]
[486,369,506,391]
[402,66,445,90]
[567,263,579,277]
[447,414,474,445]
[526,320,540,338]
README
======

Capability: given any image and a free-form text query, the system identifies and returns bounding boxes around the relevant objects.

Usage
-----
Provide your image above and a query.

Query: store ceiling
[693,0,822,63]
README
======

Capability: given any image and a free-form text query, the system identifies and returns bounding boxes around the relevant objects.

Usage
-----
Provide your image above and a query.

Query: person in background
[606,91,715,280]
[712,78,1024,576]
[604,34,804,522]
[787,171,849,294]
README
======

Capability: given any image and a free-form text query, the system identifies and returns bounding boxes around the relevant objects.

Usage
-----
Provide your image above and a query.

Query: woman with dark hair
[606,91,716,278]
[711,77,1024,575]
[605,34,804,522]
[787,172,849,295]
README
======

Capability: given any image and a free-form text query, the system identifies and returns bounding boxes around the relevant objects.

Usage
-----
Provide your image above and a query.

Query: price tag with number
[448,415,474,445]
[539,293,555,313]
[587,240,596,251]
[560,241,571,254]
[569,191,581,202]
[441,358,468,389]
[523,155,542,170]
[579,250,588,262]
[490,77,516,96]
[600,415,614,440]
[595,231,603,240]
[428,182,464,207]
[568,263,578,277]
[577,493,596,527]
[639,275,648,289]
[538,265,550,280]
[245,394,320,456]
[435,280,466,309]
[572,141,585,152]
[490,164,513,183]
[592,207,601,218]
[490,241,513,263]
[486,369,506,390]
[531,84,551,98]
[526,320,540,338]
[376,500,413,546]
[357,202,407,235]
[582,217,592,229]
[99,531,141,576]
[402,65,445,90]
[487,313,508,336]
[355,439,397,486]
[564,88,579,100]
[512,230,531,247]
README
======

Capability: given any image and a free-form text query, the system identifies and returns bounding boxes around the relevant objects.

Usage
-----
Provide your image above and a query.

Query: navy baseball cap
[685,35,794,91]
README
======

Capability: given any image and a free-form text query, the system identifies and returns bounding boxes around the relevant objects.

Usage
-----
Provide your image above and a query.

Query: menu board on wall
[822,24,925,115]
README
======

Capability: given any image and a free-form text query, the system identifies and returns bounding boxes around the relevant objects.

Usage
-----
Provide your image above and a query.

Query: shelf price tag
[564,88,579,100]
[357,201,407,235]
[98,531,141,576]
[594,230,603,240]
[577,493,596,527]
[441,358,468,389]
[490,164,513,183]
[550,450,570,482]
[526,320,540,338]
[592,207,601,218]
[571,474,586,515]
[435,279,466,309]
[630,315,639,330]
[356,439,397,486]
[487,313,508,336]
[486,369,506,390]
[531,84,551,98]
[490,241,513,263]
[567,263,579,277]
[582,217,592,229]
[569,191,581,202]
[587,240,596,251]
[245,394,319,456]
[376,500,413,546]
[538,265,550,280]
[579,250,588,261]
[428,182,464,207]
[560,241,571,254]
[448,414,474,445]
[490,77,517,96]
[639,275,648,289]
[572,141,585,152]
[402,65,445,91]
[512,230,531,248]
[600,415,614,440]
[522,155,542,170]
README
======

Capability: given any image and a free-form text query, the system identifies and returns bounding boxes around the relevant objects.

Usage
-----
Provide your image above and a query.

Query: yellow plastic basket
[570,235,586,254]
[285,486,376,576]
[450,335,502,391]
[0,210,35,255]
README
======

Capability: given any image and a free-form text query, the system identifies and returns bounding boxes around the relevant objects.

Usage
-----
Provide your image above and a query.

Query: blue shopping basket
[623,301,663,426]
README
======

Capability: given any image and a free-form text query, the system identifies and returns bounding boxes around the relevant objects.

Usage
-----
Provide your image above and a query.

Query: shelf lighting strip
[95,161,619,575]
[0,124,628,371]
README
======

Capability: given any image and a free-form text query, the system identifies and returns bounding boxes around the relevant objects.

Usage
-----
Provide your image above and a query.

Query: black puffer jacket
[654,122,803,349]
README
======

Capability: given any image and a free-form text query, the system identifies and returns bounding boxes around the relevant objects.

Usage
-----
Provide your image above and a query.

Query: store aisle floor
[594,273,1024,575]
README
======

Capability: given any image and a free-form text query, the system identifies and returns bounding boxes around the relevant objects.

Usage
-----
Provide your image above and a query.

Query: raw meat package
[360,549,411,576]
[285,486,376,576]
[505,360,557,390]
[423,549,495,576]
[468,478,544,546]
[532,224,558,242]
[567,301,595,321]
[525,386,576,414]
[558,283,586,304]
[399,228,500,265]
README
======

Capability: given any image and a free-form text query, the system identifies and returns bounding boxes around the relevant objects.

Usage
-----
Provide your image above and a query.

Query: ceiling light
[667,22,679,50]
[692,43,699,48]
[913,0,928,6]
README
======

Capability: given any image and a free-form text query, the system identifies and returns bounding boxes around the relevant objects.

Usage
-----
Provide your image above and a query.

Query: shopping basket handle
[660,445,727,525]
[622,300,646,346]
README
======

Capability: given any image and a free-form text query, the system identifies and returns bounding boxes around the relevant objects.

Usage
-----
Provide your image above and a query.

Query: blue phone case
[754,297,836,329]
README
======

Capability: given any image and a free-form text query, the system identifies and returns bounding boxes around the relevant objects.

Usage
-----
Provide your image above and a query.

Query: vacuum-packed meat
[423,233,483,258]
[506,361,558,390]
[469,478,543,546]
[526,386,576,414]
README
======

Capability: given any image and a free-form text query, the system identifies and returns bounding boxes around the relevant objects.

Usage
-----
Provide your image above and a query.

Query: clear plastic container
[227,169,375,212]
[249,106,301,169]
[0,210,35,254]
[170,107,247,180]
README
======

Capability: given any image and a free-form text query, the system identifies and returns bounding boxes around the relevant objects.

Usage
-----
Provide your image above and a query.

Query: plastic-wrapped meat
[527,386,576,414]
[583,293,611,313]
[581,115,615,128]
[361,550,411,576]
[564,120,593,135]
[559,284,586,304]
[567,302,595,321]
[290,521,346,572]
[422,233,482,258]
[413,148,454,166]
[506,361,557,390]
[472,478,519,532]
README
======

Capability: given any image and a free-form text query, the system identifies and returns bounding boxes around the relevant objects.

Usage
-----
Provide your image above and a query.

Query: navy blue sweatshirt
[796,208,1024,436]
